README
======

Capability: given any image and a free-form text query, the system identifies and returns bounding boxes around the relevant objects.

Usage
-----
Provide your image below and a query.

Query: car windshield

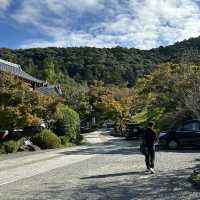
[178,122,200,131]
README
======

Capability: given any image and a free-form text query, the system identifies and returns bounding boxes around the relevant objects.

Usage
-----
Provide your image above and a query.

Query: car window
[182,122,200,131]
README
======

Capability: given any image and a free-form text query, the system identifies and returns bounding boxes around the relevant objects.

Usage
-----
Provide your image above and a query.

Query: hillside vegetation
[0,47,159,86]
[1,36,200,86]
[1,36,200,136]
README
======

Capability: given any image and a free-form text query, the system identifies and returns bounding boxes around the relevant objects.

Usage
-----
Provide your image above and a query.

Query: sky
[1,0,200,49]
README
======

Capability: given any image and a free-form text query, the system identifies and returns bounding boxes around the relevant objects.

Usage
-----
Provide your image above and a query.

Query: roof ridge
[0,58,21,69]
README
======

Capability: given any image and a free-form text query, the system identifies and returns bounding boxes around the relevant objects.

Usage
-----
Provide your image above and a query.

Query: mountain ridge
[1,36,200,86]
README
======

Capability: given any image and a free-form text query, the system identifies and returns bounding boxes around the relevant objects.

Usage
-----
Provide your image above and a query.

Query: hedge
[53,104,80,142]
[0,138,24,153]
[31,129,61,149]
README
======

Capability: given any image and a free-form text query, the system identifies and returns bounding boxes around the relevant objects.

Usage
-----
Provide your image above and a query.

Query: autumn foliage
[0,73,60,130]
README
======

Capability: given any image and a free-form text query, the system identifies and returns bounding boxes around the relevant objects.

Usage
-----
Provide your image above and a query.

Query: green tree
[88,81,133,134]
[53,104,80,142]
[42,58,57,83]
[131,63,200,130]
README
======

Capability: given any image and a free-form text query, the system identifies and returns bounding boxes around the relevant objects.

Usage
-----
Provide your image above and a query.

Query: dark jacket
[144,127,157,147]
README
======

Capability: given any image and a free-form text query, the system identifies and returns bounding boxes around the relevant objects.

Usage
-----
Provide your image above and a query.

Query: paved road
[0,130,200,200]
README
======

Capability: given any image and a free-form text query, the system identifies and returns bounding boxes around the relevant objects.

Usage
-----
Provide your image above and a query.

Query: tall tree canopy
[0,73,60,130]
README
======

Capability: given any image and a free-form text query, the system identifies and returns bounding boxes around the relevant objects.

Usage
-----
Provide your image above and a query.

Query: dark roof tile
[0,58,62,97]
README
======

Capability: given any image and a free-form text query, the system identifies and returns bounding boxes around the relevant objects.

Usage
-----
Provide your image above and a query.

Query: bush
[59,135,70,145]
[0,139,23,153]
[53,104,80,142]
[59,136,74,147]
[31,129,61,149]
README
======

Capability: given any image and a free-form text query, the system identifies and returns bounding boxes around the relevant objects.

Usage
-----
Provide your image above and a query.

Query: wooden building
[0,58,62,96]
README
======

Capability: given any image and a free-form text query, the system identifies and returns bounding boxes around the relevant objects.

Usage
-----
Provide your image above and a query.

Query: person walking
[143,121,157,174]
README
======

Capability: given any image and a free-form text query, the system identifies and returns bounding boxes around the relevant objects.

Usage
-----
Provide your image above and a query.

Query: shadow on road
[157,148,200,154]
[59,137,200,157]
[81,171,145,180]
[71,168,199,200]
[59,139,141,156]
[26,167,200,200]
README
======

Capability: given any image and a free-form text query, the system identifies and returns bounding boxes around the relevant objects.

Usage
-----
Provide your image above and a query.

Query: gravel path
[0,132,200,200]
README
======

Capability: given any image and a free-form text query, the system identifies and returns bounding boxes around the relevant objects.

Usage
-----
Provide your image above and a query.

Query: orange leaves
[0,73,61,129]
[88,82,132,123]
[100,95,124,115]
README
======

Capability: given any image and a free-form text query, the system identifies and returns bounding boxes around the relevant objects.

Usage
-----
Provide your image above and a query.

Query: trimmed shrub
[59,135,70,145]
[31,129,61,149]
[59,136,74,147]
[53,104,80,142]
[0,139,23,153]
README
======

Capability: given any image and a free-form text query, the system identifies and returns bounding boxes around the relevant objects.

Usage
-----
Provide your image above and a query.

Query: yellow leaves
[131,62,200,128]
[149,63,181,86]
[132,109,148,124]
[0,73,62,129]
[147,92,157,104]
[89,83,133,122]
[93,80,105,87]
[25,113,42,126]
[98,89,128,114]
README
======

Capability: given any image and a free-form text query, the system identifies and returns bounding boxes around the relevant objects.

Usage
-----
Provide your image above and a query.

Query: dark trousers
[145,145,155,169]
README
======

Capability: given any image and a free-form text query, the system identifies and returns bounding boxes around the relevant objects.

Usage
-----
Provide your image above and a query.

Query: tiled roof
[0,58,21,68]
[0,58,62,97]
[36,85,62,96]
[0,58,44,84]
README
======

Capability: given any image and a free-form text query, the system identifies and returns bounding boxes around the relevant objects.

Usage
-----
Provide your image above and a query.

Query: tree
[42,58,57,83]
[62,83,92,119]
[175,64,200,119]
[88,81,133,134]
[0,73,60,130]
[53,104,80,141]
[130,63,200,130]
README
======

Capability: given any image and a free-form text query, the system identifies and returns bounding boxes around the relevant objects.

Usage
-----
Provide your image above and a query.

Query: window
[182,122,200,131]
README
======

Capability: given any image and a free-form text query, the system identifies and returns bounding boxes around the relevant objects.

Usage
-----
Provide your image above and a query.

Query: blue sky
[1,0,200,49]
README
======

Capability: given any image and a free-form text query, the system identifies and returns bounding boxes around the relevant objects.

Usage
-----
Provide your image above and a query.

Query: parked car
[1,125,44,140]
[80,126,92,134]
[8,129,23,140]
[158,119,200,149]
[106,123,115,128]
[125,123,144,140]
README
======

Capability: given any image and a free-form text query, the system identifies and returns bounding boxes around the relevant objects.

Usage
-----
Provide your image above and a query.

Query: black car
[158,119,200,149]
[2,125,44,140]
[80,126,92,134]
[125,123,144,140]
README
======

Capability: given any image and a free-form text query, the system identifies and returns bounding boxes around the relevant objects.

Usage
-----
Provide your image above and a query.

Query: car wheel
[167,140,179,150]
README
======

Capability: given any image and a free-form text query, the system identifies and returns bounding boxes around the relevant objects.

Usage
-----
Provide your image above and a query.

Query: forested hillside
[1,36,200,137]
[1,36,200,86]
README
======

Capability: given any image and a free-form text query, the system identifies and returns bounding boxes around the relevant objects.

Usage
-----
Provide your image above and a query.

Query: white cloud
[11,0,105,39]
[99,0,200,49]
[20,32,118,48]
[46,0,104,14]
[8,0,200,49]
[0,0,11,10]
[12,0,104,24]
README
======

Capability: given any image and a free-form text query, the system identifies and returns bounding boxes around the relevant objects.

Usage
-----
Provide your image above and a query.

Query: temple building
[0,58,62,96]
